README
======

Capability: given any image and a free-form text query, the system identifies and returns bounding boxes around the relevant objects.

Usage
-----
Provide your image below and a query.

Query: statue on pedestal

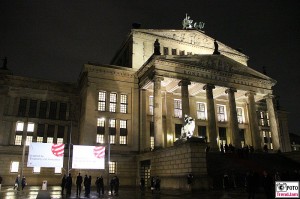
[181,115,195,140]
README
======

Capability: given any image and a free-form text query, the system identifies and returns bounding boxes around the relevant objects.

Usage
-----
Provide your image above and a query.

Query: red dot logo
[51,144,64,157]
[93,146,105,159]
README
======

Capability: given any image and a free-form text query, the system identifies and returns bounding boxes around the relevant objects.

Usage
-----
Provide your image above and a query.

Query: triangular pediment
[133,29,248,65]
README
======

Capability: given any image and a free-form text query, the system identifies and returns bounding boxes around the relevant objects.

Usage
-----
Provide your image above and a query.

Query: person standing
[114,176,119,195]
[76,173,83,196]
[99,176,104,195]
[61,174,66,195]
[21,176,26,190]
[65,173,72,196]
[84,174,88,196]
[110,177,115,195]
[0,175,3,191]
[13,174,20,190]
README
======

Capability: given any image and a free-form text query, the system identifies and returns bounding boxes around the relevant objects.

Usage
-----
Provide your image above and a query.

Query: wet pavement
[0,186,268,199]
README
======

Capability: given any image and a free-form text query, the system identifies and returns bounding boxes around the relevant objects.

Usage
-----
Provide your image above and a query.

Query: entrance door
[219,127,227,148]
[140,160,151,188]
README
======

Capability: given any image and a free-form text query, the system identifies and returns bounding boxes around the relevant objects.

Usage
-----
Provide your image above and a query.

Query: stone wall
[138,139,210,191]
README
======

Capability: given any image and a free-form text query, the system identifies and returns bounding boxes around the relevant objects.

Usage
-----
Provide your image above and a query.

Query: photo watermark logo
[275,181,299,198]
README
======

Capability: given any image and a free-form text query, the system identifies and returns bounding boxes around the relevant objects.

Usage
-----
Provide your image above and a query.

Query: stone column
[225,88,241,148]
[245,91,261,150]
[153,76,164,149]
[265,95,281,151]
[178,79,191,118]
[203,84,218,149]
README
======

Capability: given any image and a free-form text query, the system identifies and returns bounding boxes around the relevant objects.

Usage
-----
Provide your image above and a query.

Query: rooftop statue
[182,14,205,30]
[181,115,195,139]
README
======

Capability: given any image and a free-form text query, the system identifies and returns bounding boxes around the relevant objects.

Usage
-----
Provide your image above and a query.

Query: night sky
[1,1,300,134]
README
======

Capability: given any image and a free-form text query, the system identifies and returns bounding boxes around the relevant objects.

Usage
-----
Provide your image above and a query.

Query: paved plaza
[0,186,268,199]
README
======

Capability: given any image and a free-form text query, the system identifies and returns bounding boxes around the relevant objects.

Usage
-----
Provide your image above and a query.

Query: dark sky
[1,0,300,134]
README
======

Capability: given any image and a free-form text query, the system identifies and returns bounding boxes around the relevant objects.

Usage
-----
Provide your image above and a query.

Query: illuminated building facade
[0,28,291,189]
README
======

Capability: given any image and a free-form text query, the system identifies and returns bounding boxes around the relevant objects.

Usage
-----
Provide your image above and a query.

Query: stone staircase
[206,151,300,189]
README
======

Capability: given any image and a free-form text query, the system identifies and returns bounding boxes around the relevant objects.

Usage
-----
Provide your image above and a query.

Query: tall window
[109,93,117,112]
[10,161,19,173]
[109,119,116,144]
[198,126,207,139]
[47,125,55,143]
[109,161,116,174]
[239,129,245,147]
[39,101,48,119]
[219,127,227,148]
[37,124,45,143]
[120,94,128,113]
[28,100,37,117]
[149,96,153,115]
[171,49,177,55]
[174,99,182,118]
[49,102,57,119]
[175,124,182,139]
[96,118,105,144]
[15,122,35,145]
[259,111,270,127]
[59,103,67,120]
[217,105,226,122]
[18,99,27,117]
[163,47,169,55]
[196,102,206,120]
[237,107,244,124]
[57,126,64,144]
[120,120,127,145]
[98,91,106,111]
[150,122,154,150]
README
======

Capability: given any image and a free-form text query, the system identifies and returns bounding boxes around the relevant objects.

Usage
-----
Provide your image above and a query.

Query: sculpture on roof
[182,14,205,30]
[213,40,220,55]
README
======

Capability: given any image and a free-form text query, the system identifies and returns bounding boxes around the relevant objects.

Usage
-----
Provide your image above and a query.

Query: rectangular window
[179,50,185,55]
[239,129,245,147]
[54,167,62,174]
[57,126,64,144]
[175,124,182,139]
[49,102,57,119]
[18,99,27,117]
[266,112,270,126]
[59,103,67,120]
[25,135,33,146]
[198,126,207,138]
[15,135,22,145]
[37,124,45,143]
[120,94,128,113]
[96,118,105,144]
[197,102,206,120]
[109,161,116,174]
[120,120,127,145]
[150,122,154,150]
[163,47,169,55]
[149,96,153,115]
[237,107,244,124]
[109,119,116,144]
[27,122,35,132]
[33,167,41,173]
[16,121,24,131]
[10,161,19,173]
[109,93,117,112]
[28,100,37,117]
[171,49,177,55]
[98,91,106,111]
[174,99,182,118]
[217,105,226,122]
[47,125,55,143]
[39,101,48,119]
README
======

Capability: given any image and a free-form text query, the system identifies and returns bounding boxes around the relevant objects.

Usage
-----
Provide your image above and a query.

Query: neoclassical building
[0,28,291,189]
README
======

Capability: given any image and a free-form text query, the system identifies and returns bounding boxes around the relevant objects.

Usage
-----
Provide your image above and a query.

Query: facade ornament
[182,14,205,30]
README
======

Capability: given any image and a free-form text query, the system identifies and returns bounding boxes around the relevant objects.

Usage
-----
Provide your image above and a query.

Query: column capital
[178,79,191,87]
[225,87,237,94]
[152,75,164,83]
[203,84,215,91]
[264,94,276,99]
[245,91,256,97]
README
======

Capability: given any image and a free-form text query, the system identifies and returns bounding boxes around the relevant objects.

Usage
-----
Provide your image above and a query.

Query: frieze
[86,65,135,79]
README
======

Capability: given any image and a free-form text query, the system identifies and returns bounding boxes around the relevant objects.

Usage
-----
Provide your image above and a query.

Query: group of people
[150,176,161,194]
[61,173,118,196]
[13,174,27,191]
